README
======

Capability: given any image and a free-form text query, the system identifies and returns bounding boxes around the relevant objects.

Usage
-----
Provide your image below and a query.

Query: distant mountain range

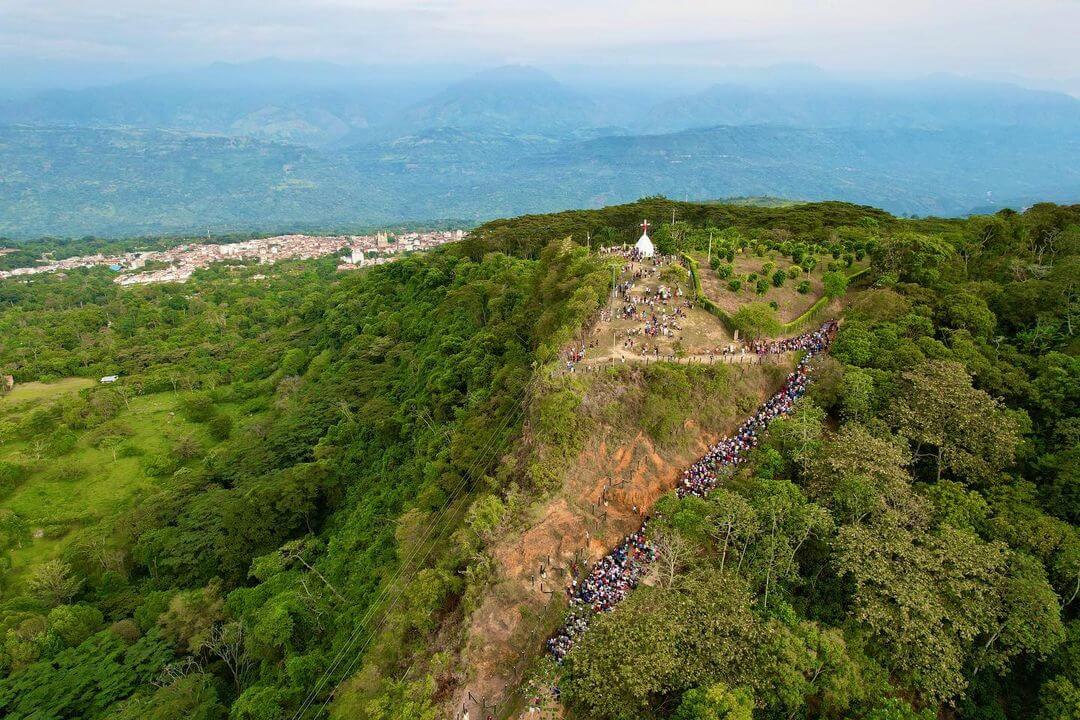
[1,61,1078,238]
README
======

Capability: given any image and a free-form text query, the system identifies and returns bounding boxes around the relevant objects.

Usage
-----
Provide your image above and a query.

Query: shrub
[717,264,733,279]
[641,365,692,445]
[797,280,811,294]
[755,278,769,295]
[771,270,786,288]
[178,393,215,423]
[0,461,29,500]
[46,426,78,457]
[143,453,178,478]
[207,413,234,442]
[43,459,88,484]
[116,443,144,458]
[727,279,743,292]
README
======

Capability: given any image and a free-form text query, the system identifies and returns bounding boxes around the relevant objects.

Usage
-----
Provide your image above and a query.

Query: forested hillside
[0,199,1077,720]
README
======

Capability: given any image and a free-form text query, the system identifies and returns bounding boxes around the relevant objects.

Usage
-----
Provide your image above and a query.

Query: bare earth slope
[449,362,792,717]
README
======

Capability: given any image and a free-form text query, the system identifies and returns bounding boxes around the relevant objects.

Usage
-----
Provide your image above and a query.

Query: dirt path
[447,369,787,719]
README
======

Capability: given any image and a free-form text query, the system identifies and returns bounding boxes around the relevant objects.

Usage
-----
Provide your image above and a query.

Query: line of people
[546,523,655,662]
[746,325,833,356]
[546,321,837,663]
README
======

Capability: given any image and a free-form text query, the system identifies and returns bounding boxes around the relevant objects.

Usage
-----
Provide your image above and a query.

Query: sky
[2,0,1079,86]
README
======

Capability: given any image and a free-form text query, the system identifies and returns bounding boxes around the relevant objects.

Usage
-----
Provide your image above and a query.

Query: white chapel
[634,219,655,257]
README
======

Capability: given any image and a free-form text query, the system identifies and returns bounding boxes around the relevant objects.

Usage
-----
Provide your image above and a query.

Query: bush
[19,407,58,440]
[717,264,733,279]
[207,413,234,442]
[116,443,144,458]
[143,453,178,478]
[0,461,29,500]
[178,393,215,423]
[797,280,811,294]
[46,426,78,457]
[43,459,88,484]
[727,279,743,292]
[641,365,692,445]
[755,279,769,295]
[771,270,786,288]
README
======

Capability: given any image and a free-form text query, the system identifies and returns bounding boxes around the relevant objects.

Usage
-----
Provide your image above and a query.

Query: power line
[291,372,540,720]
[304,386,537,718]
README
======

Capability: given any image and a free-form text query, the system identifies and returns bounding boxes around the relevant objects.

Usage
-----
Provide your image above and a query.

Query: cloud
[1,0,1077,79]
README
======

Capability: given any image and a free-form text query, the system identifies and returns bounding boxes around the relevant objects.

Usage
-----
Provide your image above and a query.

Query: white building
[635,219,655,258]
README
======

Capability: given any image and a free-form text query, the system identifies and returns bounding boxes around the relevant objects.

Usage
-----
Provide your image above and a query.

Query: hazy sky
[2,0,1078,81]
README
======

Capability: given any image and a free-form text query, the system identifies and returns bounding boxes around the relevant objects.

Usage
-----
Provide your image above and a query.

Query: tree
[562,573,761,720]
[157,582,225,653]
[650,528,692,589]
[822,271,849,299]
[1036,676,1080,720]
[706,489,758,573]
[892,360,1023,484]
[27,559,82,606]
[872,232,953,284]
[672,683,754,720]
[741,479,832,609]
[976,551,1065,673]
[838,367,874,421]
[834,524,1011,703]
[807,423,921,527]
[110,673,227,720]
[200,622,255,695]
[865,698,937,720]
[731,302,780,340]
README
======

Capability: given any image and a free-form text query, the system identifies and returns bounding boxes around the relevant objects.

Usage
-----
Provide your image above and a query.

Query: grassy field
[0,377,95,407]
[693,250,868,323]
[0,384,219,584]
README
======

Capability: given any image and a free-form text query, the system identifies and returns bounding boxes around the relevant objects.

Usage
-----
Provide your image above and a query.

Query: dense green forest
[0,198,1077,719]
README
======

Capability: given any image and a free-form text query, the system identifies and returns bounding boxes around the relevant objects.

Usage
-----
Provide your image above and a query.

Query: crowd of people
[679,321,836,498]
[546,523,655,662]
[746,324,834,356]
[546,321,837,664]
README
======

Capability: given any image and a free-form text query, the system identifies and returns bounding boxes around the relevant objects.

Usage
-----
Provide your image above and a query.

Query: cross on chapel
[635,219,655,258]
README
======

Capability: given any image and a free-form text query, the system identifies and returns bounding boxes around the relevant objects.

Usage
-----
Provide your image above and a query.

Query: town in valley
[0,229,465,285]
